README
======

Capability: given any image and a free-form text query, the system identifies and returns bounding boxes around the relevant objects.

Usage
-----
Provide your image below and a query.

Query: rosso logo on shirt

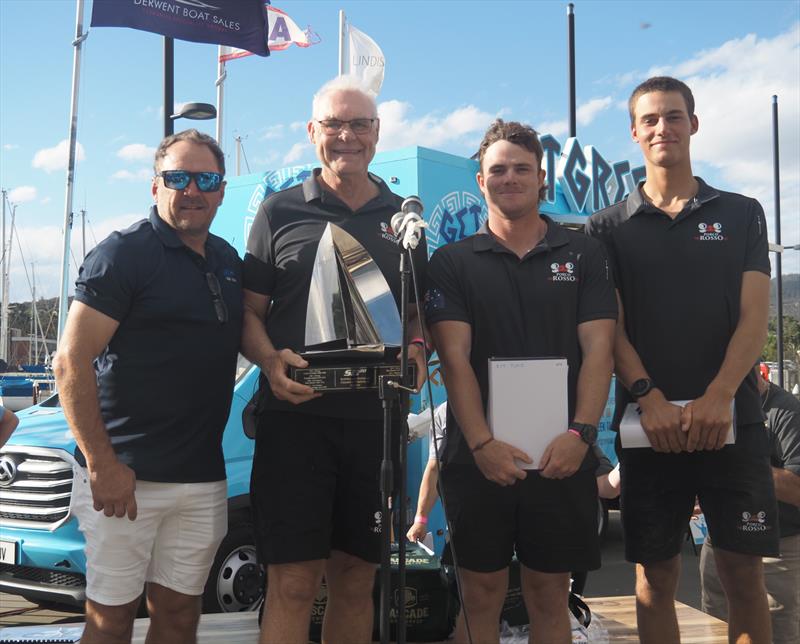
[380,221,400,245]
[548,262,578,282]
[694,222,727,241]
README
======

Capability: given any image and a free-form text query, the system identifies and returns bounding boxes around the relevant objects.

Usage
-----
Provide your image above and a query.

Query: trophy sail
[305,224,348,347]
[295,223,412,390]
[330,224,402,347]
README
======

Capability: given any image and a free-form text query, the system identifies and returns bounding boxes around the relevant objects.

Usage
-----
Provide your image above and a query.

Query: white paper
[488,357,568,469]
[620,400,735,448]
[418,532,434,556]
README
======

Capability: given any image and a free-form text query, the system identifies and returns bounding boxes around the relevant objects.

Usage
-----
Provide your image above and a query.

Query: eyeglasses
[205,272,229,324]
[158,170,223,193]
[315,118,377,135]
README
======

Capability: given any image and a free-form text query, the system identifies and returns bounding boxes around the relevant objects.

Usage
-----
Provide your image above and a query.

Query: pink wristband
[409,337,430,352]
[414,515,428,524]
[567,428,581,439]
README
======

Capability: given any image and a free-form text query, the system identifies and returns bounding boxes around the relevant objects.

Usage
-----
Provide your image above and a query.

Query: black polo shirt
[764,383,800,537]
[424,216,617,465]
[585,178,770,429]
[73,206,243,483]
[243,169,427,420]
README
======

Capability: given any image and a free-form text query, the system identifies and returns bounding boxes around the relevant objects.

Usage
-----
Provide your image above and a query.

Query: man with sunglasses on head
[242,76,427,644]
[54,129,242,644]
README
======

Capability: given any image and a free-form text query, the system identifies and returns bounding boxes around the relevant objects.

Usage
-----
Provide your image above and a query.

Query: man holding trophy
[242,76,427,644]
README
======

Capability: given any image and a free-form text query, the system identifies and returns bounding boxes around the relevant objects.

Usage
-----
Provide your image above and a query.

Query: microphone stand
[378,241,414,644]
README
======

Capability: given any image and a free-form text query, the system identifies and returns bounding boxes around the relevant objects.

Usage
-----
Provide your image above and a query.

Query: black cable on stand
[382,195,475,644]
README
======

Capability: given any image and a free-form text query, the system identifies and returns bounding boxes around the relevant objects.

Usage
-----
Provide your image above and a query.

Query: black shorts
[618,424,779,564]
[440,464,600,574]
[251,410,390,565]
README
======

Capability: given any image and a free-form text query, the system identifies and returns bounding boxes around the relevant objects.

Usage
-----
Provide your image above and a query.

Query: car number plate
[0,539,17,565]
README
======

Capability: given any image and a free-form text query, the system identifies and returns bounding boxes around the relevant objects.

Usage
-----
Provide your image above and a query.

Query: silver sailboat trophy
[289,223,415,391]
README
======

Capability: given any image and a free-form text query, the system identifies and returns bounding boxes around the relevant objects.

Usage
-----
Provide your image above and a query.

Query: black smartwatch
[629,378,655,400]
[568,422,597,445]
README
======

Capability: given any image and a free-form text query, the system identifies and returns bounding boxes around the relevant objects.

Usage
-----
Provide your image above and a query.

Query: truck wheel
[202,520,265,613]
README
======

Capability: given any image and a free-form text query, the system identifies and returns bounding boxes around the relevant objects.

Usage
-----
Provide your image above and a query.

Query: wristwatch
[629,378,655,400]
[568,422,597,445]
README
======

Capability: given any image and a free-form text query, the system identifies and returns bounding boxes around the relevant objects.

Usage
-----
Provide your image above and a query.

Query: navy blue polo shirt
[73,206,243,483]
[586,178,770,430]
[424,216,617,465]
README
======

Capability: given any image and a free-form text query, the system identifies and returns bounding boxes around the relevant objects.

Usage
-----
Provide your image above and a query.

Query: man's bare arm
[773,467,800,507]
[540,318,614,479]
[613,291,685,453]
[430,320,530,485]
[53,302,137,520]
[407,458,440,543]
[240,288,319,405]
[683,271,770,451]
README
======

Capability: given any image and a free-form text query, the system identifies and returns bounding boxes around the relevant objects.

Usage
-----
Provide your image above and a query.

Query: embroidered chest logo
[549,262,577,282]
[695,222,727,241]
[380,222,400,245]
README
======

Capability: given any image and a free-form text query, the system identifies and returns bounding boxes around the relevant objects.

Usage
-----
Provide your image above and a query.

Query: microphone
[391,195,427,250]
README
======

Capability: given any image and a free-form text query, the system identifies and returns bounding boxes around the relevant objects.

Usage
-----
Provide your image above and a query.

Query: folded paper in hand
[619,400,735,449]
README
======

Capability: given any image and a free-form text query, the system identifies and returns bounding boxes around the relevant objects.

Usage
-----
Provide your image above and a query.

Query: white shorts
[72,466,227,606]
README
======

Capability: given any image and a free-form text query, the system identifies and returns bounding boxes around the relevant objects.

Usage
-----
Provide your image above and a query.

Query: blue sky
[1,0,798,302]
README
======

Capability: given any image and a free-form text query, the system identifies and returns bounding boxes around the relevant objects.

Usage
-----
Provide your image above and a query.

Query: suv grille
[0,564,85,588]
[0,447,76,530]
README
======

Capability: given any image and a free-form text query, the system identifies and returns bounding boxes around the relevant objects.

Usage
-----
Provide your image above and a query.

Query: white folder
[620,400,735,449]
[488,357,568,470]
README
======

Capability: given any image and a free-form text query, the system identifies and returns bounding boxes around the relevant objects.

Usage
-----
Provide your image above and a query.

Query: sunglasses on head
[157,170,223,193]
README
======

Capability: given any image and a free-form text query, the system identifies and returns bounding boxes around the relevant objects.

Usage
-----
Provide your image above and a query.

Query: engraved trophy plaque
[289,223,415,391]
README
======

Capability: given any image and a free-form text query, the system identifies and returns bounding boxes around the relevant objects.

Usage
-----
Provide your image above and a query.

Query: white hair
[311,75,378,119]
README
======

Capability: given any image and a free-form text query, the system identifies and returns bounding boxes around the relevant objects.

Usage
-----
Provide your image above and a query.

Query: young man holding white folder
[425,119,616,643]
[586,76,778,644]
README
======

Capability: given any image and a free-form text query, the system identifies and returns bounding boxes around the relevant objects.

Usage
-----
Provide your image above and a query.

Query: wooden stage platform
[0,593,729,643]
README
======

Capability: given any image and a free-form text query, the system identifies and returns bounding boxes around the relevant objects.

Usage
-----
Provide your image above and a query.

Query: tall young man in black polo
[426,119,616,643]
[241,76,427,644]
[55,130,242,644]
[586,77,777,644]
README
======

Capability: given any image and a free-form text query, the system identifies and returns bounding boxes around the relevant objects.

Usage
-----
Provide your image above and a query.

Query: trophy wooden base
[290,362,416,392]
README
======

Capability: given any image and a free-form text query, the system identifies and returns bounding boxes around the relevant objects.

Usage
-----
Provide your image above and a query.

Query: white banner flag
[220,6,313,62]
[346,23,385,96]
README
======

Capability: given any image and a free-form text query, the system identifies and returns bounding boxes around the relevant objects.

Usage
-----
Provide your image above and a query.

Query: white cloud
[117,143,156,161]
[283,142,311,164]
[3,143,19,150]
[538,119,568,138]
[648,24,800,255]
[32,140,85,173]
[289,121,306,132]
[111,168,152,182]
[9,213,144,301]
[377,101,498,152]
[8,186,37,204]
[577,97,613,125]
[261,125,285,140]
[40,197,51,205]
[534,97,612,139]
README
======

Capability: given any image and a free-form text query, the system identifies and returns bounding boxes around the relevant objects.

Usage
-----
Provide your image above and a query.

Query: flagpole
[338,9,345,75]
[57,0,88,346]
[567,3,576,137]
[772,95,784,387]
[216,46,226,150]
[1,189,8,363]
